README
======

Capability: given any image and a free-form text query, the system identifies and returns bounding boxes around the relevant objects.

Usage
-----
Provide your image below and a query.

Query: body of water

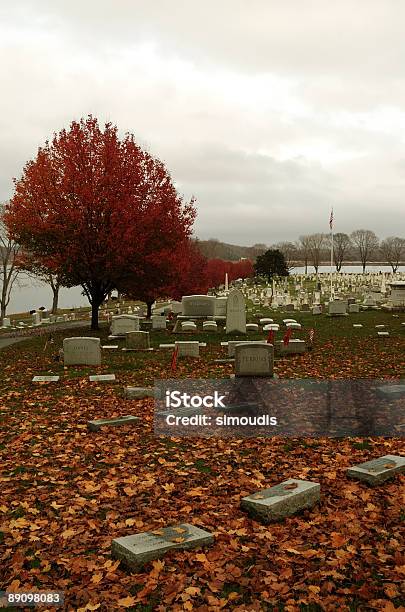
[8,273,89,315]
[5,265,405,316]
[291,264,405,274]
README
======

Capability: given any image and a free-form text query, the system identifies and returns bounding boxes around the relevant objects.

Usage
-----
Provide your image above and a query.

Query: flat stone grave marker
[89,374,116,382]
[246,323,259,332]
[125,387,156,399]
[377,331,389,336]
[111,523,214,570]
[32,375,60,382]
[353,324,363,328]
[181,321,197,331]
[87,415,139,431]
[102,345,119,350]
[347,455,405,485]
[241,479,320,522]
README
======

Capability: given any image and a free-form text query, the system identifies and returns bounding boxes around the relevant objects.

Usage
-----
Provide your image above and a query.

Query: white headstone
[63,337,101,366]
[226,289,246,334]
[328,301,347,315]
[126,331,150,349]
[235,342,274,377]
[175,341,200,357]
[111,315,140,336]
[152,315,167,330]
[182,295,216,317]
[215,297,228,317]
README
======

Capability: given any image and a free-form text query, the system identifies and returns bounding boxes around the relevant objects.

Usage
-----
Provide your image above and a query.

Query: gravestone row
[110,454,404,570]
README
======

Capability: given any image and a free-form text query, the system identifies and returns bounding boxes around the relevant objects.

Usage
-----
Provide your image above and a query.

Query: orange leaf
[330,533,349,548]
[91,573,103,584]
[123,487,136,497]
[185,587,201,596]
[117,596,136,608]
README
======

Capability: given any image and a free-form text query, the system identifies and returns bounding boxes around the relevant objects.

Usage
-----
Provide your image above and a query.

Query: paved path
[0,320,101,350]
[0,337,27,349]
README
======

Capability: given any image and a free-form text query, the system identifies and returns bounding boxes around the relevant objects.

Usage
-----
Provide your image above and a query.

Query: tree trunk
[51,286,59,314]
[146,301,153,319]
[1,282,7,319]
[91,301,100,330]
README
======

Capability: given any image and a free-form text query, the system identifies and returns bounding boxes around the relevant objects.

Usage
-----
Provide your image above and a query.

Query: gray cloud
[1,0,404,246]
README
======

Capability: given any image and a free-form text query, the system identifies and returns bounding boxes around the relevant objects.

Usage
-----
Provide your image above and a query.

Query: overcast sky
[1,1,405,245]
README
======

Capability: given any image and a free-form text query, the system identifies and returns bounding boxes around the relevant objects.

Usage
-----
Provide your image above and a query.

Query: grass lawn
[0,309,404,611]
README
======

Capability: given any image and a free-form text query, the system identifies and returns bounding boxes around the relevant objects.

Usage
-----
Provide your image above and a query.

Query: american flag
[308,328,315,344]
[171,345,179,371]
[329,208,334,231]
[283,328,292,346]
[267,329,275,344]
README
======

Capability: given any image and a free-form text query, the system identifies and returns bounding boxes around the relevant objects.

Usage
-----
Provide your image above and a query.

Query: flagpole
[330,208,334,300]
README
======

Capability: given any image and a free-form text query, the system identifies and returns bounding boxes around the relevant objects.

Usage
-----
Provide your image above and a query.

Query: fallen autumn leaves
[0,318,404,611]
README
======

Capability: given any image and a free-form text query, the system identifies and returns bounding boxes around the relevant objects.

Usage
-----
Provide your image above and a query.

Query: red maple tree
[119,240,209,316]
[205,258,254,288]
[5,116,196,328]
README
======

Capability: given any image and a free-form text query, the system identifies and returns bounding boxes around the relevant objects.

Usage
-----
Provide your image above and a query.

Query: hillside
[194,238,266,261]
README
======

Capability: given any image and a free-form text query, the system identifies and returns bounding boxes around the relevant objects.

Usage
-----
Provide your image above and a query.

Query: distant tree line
[197,232,405,273]
[271,231,405,273]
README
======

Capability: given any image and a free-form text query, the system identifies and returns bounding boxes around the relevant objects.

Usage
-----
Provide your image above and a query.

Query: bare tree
[272,241,298,271]
[307,233,327,273]
[298,235,312,274]
[329,232,352,272]
[350,229,379,273]
[380,236,405,273]
[16,248,67,314]
[0,204,21,319]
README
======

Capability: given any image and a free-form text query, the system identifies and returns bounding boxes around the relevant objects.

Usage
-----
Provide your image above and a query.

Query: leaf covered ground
[0,310,404,611]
